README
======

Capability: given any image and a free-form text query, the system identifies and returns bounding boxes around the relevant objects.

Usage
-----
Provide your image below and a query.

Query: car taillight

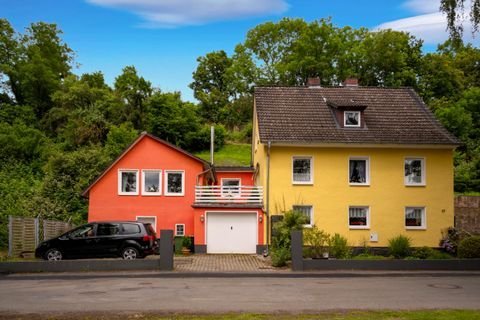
[143,235,154,242]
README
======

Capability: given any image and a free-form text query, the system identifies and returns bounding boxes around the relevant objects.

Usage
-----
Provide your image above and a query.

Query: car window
[121,223,141,234]
[69,224,95,238]
[144,223,156,236]
[97,223,120,236]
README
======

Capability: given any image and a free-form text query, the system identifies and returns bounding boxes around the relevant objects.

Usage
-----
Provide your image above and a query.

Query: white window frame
[175,224,185,237]
[164,170,185,196]
[348,206,370,229]
[405,207,427,230]
[118,169,139,195]
[404,157,426,186]
[292,205,313,227]
[292,156,313,185]
[344,111,361,127]
[349,157,370,186]
[141,170,162,196]
[136,216,157,232]
[221,178,241,197]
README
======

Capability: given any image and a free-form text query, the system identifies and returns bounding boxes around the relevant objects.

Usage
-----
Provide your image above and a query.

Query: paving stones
[174,254,280,272]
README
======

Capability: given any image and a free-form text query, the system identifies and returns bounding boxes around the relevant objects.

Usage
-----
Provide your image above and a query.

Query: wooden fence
[8,216,74,257]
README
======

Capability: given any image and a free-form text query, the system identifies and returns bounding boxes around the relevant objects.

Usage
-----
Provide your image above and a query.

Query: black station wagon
[35,221,157,261]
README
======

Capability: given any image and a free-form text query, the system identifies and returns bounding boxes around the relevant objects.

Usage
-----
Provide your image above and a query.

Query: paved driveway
[174,254,281,272]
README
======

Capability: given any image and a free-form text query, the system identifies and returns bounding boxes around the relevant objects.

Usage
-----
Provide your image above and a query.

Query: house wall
[252,113,268,245]
[215,171,255,186]
[257,145,455,247]
[88,136,205,236]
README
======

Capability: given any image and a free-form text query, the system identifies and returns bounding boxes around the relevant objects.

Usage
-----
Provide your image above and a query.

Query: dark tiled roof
[254,86,459,145]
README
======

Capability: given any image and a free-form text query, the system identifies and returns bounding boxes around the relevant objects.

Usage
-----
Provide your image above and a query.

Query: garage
[206,212,257,254]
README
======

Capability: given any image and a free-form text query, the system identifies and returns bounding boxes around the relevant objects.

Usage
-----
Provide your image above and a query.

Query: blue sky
[2,0,477,101]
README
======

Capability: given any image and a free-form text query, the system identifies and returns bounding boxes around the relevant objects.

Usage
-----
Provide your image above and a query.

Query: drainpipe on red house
[265,140,271,255]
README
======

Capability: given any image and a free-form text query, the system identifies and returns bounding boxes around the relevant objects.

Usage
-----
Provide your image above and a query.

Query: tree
[114,66,152,130]
[190,50,233,123]
[440,0,480,40]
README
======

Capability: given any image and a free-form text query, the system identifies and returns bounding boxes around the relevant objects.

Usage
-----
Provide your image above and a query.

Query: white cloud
[86,0,289,27]
[376,0,477,46]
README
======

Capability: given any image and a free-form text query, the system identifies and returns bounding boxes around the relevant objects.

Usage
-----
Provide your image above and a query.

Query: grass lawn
[2,311,480,320]
[194,143,251,166]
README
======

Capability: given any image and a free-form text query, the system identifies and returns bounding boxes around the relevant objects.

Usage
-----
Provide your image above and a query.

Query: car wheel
[45,248,63,261]
[121,247,139,260]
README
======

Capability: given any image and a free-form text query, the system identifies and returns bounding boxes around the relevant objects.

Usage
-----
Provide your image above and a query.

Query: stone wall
[455,196,480,235]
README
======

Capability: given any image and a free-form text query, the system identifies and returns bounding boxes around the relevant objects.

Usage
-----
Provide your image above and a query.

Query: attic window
[344,111,361,127]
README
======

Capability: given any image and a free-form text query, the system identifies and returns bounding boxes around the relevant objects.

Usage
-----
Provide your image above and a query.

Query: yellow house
[252,81,459,248]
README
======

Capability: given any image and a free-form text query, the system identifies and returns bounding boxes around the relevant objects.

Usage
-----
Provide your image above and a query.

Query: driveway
[174,254,281,272]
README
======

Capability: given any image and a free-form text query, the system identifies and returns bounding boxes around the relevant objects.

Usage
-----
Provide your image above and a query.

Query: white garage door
[206,212,257,254]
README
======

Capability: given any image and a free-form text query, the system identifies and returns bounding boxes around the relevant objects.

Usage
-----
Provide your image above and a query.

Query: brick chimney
[344,77,359,87]
[307,77,321,87]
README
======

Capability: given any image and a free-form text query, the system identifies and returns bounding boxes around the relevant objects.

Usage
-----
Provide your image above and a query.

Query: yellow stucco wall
[254,143,454,247]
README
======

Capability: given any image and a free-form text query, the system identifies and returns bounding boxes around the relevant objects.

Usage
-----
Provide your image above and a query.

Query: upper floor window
[118,170,139,195]
[292,205,313,227]
[292,157,313,184]
[349,157,369,185]
[165,170,185,196]
[221,178,241,197]
[344,111,361,127]
[142,170,162,196]
[405,158,425,186]
[349,206,369,229]
[405,207,426,229]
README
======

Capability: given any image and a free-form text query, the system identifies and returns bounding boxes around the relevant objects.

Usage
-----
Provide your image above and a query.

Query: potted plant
[181,236,193,256]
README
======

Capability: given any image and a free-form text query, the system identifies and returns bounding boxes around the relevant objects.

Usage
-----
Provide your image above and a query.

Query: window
[292,157,313,184]
[405,207,426,229]
[175,224,185,236]
[69,224,95,238]
[349,206,369,229]
[344,111,361,127]
[136,216,157,232]
[121,223,141,234]
[349,157,369,185]
[221,178,241,197]
[118,170,139,195]
[292,205,313,227]
[142,170,162,195]
[97,223,120,236]
[405,158,425,186]
[165,171,185,196]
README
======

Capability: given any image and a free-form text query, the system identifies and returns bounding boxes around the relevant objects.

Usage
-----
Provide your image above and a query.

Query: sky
[2,0,478,102]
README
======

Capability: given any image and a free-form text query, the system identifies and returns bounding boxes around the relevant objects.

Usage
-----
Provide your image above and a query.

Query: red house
[83,132,265,254]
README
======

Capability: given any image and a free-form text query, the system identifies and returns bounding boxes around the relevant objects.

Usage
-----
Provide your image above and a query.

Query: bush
[388,235,412,259]
[457,236,480,258]
[303,226,330,258]
[412,246,453,260]
[328,233,352,259]
[271,247,290,267]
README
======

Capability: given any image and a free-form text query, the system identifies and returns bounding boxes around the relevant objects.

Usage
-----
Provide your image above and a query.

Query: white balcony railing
[195,185,263,204]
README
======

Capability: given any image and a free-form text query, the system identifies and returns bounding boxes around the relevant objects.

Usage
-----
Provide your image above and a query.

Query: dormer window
[344,111,361,127]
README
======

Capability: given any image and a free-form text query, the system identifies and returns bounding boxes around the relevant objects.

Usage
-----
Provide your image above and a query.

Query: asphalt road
[0,274,479,313]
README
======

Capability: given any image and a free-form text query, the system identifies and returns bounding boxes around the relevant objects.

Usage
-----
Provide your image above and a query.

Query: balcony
[194,185,263,206]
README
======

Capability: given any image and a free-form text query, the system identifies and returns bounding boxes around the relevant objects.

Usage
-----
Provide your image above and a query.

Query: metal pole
[8,216,12,257]
[210,126,214,165]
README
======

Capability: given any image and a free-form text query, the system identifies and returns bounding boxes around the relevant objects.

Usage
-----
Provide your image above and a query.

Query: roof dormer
[327,99,368,129]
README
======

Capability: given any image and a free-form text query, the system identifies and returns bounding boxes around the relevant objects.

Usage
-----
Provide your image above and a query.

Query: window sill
[165,193,185,197]
[405,184,426,187]
[292,182,314,185]
[349,226,370,230]
[405,227,426,230]
[141,193,162,196]
[118,193,139,196]
[349,183,370,187]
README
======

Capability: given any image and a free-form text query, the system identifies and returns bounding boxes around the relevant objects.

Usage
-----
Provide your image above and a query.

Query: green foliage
[303,226,330,258]
[352,253,390,260]
[388,235,412,259]
[412,247,453,260]
[457,236,480,258]
[104,123,138,159]
[328,233,352,259]
[270,210,307,267]
[270,246,290,267]
[194,143,251,166]
[181,236,193,249]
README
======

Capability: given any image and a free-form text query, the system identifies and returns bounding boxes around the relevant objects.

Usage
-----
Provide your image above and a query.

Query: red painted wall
[88,135,205,236]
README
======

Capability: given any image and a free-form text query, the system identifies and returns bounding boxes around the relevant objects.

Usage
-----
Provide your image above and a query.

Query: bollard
[159,230,174,271]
